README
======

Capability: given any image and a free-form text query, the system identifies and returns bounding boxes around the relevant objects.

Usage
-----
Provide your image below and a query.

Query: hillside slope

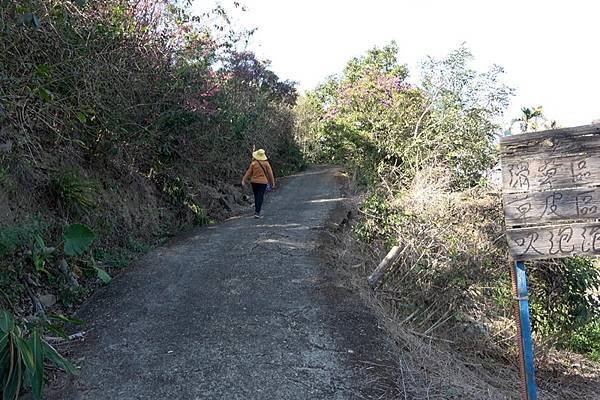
[0,1,302,320]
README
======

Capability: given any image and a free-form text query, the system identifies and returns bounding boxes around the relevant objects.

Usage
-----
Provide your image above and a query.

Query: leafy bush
[353,192,401,245]
[563,321,600,362]
[0,221,101,313]
[0,219,48,258]
[0,310,77,400]
[529,257,600,339]
[295,43,512,189]
[357,170,508,337]
[51,171,98,214]
[352,170,600,361]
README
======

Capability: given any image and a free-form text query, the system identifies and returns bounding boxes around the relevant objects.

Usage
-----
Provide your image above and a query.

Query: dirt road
[50,167,397,399]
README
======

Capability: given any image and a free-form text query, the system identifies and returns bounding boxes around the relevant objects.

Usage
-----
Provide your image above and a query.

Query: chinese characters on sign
[504,187,600,225]
[500,124,600,261]
[502,155,600,193]
[507,223,600,261]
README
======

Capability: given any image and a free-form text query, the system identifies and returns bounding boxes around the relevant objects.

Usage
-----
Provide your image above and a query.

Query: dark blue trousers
[251,183,268,214]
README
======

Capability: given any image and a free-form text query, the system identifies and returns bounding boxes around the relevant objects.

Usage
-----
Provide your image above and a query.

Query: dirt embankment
[0,146,254,317]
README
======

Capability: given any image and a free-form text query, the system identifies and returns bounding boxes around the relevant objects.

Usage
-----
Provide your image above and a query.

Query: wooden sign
[500,124,600,260]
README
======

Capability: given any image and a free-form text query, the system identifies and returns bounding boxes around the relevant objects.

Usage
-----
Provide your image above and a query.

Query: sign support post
[513,260,537,400]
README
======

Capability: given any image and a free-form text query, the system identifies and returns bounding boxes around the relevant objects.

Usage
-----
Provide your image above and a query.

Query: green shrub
[0,219,47,258]
[51,171,98,214]
[187,202,210,226]
[295,43,512,189]
[529,257,600,339]
[0,310,77,400]
[353,192,401,245]
[56,282,89,308]
[1,221,102,311]
[563,320,600,361]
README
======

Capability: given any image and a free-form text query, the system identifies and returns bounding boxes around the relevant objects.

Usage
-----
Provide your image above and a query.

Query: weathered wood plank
[500,124,600,155]
[504,187,600,226]
[501,153,600,193]
[500,124,600,144]
[367,245,402,289]
[507,222,600,261]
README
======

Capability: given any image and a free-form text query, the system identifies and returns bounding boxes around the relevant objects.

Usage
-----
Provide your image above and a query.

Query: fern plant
[0,311,77,400]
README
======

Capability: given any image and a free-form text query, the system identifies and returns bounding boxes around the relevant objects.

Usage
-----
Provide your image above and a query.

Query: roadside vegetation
[296,43,600,398]
[0,0,302,397]
[2,0,599,398]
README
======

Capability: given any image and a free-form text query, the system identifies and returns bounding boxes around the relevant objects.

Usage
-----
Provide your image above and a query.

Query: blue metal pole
[515,260,538,400]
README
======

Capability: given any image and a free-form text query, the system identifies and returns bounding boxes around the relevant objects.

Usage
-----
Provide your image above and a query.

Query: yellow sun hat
[252,149,268,161]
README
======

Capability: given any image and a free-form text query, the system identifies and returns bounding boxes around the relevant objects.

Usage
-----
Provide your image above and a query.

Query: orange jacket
[243,160,275,186]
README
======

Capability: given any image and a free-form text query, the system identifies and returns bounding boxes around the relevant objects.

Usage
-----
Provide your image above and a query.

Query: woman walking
[242,149,276,218]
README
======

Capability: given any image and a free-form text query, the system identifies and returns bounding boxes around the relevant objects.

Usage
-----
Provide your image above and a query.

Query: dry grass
[321,169,600,399]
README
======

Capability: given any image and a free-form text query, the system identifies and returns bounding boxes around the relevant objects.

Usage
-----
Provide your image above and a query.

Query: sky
[192,0,600,127]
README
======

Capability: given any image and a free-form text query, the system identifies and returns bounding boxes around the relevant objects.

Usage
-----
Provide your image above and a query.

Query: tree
[510,106,557,133]
[298,43,513,188]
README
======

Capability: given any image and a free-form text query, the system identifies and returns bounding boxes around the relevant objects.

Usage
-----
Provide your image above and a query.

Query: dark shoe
[254,213,263,219]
